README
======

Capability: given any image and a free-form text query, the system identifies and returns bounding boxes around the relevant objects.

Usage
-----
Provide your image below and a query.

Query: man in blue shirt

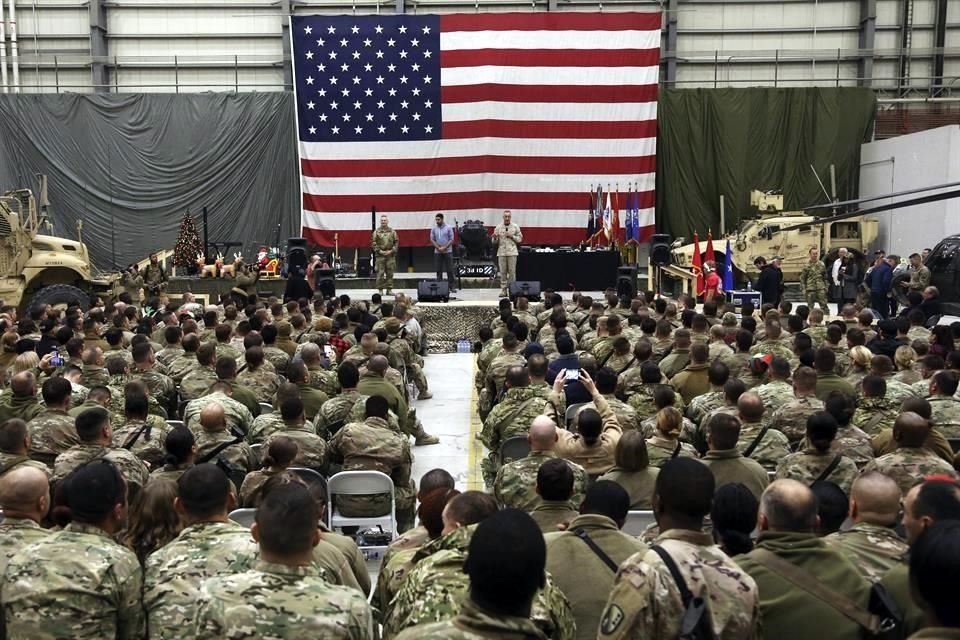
[866,252,895,318]
[429,213,456,292]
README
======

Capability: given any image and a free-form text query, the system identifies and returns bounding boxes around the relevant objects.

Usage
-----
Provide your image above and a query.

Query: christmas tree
[174,211,203,275]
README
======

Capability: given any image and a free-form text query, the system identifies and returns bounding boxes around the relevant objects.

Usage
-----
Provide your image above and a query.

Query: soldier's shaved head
[893,411,931,448]
[300,343,321,365]
[737,392,765,422]
[372,343,391,357]
[0,466,50,520]
[505,365,529,389]
[528,416,558,450]
[851,472,901,526]
[10,372,35,398]
[82,346,104,365]
[367,354,389,375]
[200,402,227,432]
[760,479,819,533]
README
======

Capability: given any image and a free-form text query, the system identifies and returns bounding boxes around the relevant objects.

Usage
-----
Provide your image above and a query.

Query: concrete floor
[410,352,484,491]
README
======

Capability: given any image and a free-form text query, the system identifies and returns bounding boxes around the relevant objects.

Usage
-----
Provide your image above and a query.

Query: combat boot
[413,422,440,446]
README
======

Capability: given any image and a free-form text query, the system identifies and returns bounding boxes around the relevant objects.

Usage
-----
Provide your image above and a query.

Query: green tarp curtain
[656,87,877,241]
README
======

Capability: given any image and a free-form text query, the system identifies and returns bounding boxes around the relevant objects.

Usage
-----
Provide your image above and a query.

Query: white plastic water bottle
[746,280,753,291]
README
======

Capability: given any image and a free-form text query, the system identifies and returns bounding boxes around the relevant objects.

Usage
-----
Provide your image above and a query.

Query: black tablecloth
[516,251,621,291]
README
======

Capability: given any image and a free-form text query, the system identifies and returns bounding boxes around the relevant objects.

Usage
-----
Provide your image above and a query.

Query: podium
[729,290,762,308]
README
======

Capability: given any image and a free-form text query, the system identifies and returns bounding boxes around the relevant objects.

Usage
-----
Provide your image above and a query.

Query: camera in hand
[564,368,580,381]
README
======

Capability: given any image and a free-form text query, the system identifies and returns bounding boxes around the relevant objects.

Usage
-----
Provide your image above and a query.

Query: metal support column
[88,0,108,92]
[663,0,678,87]
[396,0,405,13]
[931,0,947,96]
[280,0,293,91]
[856,0,876,87]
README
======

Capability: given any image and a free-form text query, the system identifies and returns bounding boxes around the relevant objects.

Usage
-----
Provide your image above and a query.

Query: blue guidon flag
[291,12,661,247]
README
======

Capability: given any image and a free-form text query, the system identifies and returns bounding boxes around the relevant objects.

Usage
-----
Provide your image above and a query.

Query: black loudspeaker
[313,268,336,299]
[650,233,672,266]
[287,237,308,275]
[418,280,450,302]
[509,280,541,302]
[616,266,638,298]
[356,258,372,278]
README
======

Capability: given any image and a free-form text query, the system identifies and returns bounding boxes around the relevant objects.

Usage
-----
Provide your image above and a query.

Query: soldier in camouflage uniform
[803,307,829,348]
[386,317,432,399]
[749,321,796,367]
[927,370,960,437]
[686,362,729,426]
[479,334,526,411]
[480,366,552,487]
[111,387,173,470]
[183,382,254,435]
[314,362,369,440]
[823,472,908,582]
[0,466,52,579]
[328,395,416,531]
[27,376,80,467]
[800,248,831,311]
[193,481,375,639]
[3,460,145,640]
[734,392,790,471]
[775,412,859,496]
[193,402,258,477]
[145,465,259,640]
[236,346,280,404]
[767,368,825,444]
[598,458,760,640]
[383,520,575,640]
[167,336,202,386]
[143,253,167,296]
[53,407,151,500]
[494,418,588,511]
[120,265,144,303]
[572,367,641,433]
[156,326,185,368]
[260,324,291,373]
[861,412,958,494]
[754,358,796,414]
[0,372,44,424]
[0,419,51,479]
[180,343,220,401]
[851,375,900,435]
[373,215,400,294]
[264,397,327,471]
[129,342,176,411]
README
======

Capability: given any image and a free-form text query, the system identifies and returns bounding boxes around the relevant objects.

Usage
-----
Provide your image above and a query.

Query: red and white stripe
[301,12,661,247]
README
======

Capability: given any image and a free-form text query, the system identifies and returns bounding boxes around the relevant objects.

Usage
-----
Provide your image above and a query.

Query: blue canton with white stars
[292,15,442,142]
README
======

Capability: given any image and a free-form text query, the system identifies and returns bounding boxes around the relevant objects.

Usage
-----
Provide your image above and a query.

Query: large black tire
[891,271,912,307]
[28,284,90,313]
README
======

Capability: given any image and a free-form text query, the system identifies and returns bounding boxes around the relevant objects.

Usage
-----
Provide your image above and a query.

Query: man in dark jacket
[866,255,894,319]
[754,257,782,307]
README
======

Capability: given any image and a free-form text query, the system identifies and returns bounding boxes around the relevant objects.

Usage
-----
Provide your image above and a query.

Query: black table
[516,250,621,291]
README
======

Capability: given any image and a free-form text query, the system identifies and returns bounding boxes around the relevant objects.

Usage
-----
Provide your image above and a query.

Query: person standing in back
[493,210,523,297]
[429,213,456,294]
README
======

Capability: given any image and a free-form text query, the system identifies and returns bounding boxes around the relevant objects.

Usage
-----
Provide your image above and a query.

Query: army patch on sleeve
[599,604,624,635]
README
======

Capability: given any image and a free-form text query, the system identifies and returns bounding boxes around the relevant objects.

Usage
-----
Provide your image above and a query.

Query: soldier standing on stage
[372,215,399,296]
[800,248,830,311]
[142,253,167,298]
[493,210,523,298]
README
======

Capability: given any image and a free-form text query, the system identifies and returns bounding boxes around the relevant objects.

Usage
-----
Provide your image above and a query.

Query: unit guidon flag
[291,12,661,247]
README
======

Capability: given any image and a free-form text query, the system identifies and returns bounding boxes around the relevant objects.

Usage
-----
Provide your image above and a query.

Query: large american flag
[292,12,660,248]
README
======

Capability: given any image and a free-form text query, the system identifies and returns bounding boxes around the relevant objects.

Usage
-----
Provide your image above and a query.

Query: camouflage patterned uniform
[0,517,51,580]
[183,392,255,435]
[328,415,416,531]
[803,324,828,349]
[597,529,760,640]
[262,346,291,373]
[107,373,167,419]
[480,386,551,486]
[156,345,184,368]
[929,395,960,438]
[2,522,145,640]
[482,350,526,397]
[735,421,791,471]
[264,422,327,470]
[193,560,375,639]
[0,394,44,423]
[686,390,725,426]
[639,415,698,445]
[194,427,258,476]
[823,522,908,583]
[861,447,959,494]
[393,598,547,640]
[851,396,900,436]
[315,389,369,440]
[383,525,575,640]
[53,444,150,496]
[104,346,134,368]
[129,366,176,409]
[645,436,699,468]
[494,450,589,511]
[708,340,733,362]
[626,384,683,421]
[755,380,795,414]
[27,409,80,466]
[768,395,825,444]
[800,259,830,311]
[167,352,201,386]
[749,339,795,364]
[112,418,174,470]
[180,365,220,401]
[373,225,400,293]
[144,520,260,640]
[775,449,859,495]
[237,366,280,404]
[307,365,340,398]
[658,349,690,380]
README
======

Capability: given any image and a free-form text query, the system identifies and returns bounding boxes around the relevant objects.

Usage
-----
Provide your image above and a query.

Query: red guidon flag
[691,232,704,297]
[292,12,661,247]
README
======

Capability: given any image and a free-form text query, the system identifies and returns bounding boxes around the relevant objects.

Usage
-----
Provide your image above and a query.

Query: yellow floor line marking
[467,355,485,490]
